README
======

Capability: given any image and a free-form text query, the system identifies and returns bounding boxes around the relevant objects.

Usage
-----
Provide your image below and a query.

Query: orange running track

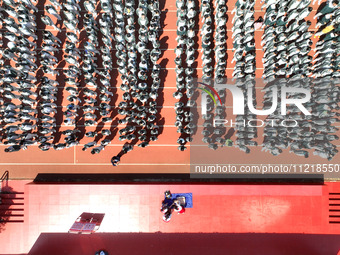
[0,0,339,179]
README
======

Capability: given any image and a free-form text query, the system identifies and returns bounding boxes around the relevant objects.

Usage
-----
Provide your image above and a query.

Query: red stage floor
[1,180,340,254]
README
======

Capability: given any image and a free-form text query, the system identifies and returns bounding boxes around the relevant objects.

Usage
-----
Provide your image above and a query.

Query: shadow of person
[156,58,168,110]
[159,36,169,58]
[105,116,119,143]
[156,117,165,136]
[225,128,235,140]
[115,142,133,159]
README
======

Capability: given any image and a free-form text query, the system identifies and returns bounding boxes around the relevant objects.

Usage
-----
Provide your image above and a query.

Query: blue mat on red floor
[171,193,193,208]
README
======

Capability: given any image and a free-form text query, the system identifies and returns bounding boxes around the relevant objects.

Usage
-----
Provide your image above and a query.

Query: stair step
[0,219,24,223]
[0,214,24,217]
[0,208,24,211]
[0,209,24,214]
[329,193,340,224]
[1,191,25,194]
[0,203,24,206]
[0,194,24,199]
[0,197,24,202]
[0,204,25,211]
[0,191,24,194]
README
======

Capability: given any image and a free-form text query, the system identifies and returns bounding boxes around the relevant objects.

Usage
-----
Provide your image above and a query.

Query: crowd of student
[195,0,257,152]
[261,0,313,158]
[310,0,339,160]
[200,0,230,150]
[72,0,115,154]
[174,0,339,160]
[0,0,338,160]
[0,0,161,154]
[173,0,198,151]
[0,0,39,152]
[261,0,339,160]
[231,0,258,154]
[114,0,162,151]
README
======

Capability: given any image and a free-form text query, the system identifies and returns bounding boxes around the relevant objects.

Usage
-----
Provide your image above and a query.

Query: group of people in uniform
[0,0,162,156]
[174,0,339,161]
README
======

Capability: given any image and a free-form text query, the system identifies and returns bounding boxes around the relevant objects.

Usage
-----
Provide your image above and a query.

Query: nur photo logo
[199,80,312,116]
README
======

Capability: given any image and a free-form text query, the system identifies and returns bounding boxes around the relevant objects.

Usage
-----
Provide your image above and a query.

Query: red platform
[1,180,340,254]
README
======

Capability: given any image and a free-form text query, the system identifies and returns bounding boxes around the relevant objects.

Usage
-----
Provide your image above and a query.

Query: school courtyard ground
[1,0,340,254]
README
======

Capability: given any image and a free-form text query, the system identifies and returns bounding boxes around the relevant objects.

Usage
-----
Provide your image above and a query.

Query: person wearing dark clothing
[122,144,133,154]
[111,156,120,166]
[161,190,175,222]
[4,145,26,152]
